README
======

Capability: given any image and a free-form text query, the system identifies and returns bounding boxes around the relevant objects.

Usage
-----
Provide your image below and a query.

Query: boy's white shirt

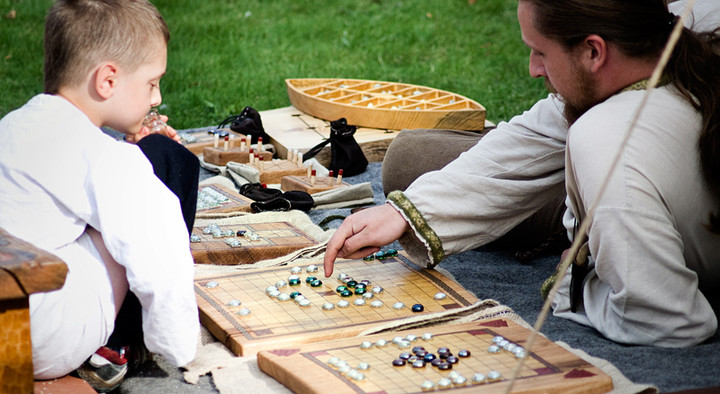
[0,94,198,378]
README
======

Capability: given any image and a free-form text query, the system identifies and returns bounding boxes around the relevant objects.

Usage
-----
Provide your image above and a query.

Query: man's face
[518,1,600,124]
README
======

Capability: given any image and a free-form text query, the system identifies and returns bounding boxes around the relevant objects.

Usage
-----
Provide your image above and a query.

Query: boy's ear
[94,62,119,100]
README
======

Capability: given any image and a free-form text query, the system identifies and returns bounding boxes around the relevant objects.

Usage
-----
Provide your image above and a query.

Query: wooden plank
[257,319,613,394]
[281,175,350,194]
[194,253,479,356]
[261,106,400,165]
[191,221,319,265]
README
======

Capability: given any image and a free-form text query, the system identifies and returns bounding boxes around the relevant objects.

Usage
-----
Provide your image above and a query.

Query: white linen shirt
[0,94,198,378]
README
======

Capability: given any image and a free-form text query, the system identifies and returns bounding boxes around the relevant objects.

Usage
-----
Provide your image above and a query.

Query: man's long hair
[523,0,720,233]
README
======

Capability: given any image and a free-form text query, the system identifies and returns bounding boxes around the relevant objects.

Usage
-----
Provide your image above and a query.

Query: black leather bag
[303,118,368,176]
[216,106,269,144]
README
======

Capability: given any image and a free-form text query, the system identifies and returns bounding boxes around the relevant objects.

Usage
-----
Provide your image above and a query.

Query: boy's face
[104,43,167,135]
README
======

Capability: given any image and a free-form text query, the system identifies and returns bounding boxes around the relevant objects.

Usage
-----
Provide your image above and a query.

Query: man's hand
[323,204,409,277]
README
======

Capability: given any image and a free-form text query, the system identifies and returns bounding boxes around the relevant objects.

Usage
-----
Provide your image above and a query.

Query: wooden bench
[0,228,69,393]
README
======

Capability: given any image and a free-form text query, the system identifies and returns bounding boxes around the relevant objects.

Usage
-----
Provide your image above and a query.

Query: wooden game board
[194,254,480,356]
[286,78,486,131]
[191,222,319,265]
[281,175,349,194]
[180,129,247,155]
[257,319,613,394]
[196,184,253,215]
[203,146,273,166]
[252,159,308,184]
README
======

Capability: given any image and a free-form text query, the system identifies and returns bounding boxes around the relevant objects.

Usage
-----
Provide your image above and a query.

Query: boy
[0,0,200,390]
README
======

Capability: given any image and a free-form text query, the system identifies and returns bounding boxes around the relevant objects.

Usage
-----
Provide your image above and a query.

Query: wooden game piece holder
[203,145,274,167]
[251,159,307,184]
[281,175,350,194]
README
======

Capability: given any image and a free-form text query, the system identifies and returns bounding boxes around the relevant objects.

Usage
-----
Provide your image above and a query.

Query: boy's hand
[124,114,180,143]
[322,204,409,277]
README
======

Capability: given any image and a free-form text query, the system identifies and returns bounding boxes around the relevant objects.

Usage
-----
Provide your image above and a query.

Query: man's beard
[545,67,600,126]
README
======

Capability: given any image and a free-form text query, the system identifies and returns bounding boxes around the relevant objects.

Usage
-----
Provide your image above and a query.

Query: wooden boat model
[286,78,486,131]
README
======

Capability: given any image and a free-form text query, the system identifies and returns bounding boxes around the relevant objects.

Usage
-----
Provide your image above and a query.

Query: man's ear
[582,34,608,73]
[94,62,119,100]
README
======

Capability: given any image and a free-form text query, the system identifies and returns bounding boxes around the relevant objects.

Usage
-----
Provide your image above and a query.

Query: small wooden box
[203,147,273,167]
[281,175,349,194]
[253,159,307,184]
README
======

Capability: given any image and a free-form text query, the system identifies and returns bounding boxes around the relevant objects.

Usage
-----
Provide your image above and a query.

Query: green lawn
[0,0,547,129]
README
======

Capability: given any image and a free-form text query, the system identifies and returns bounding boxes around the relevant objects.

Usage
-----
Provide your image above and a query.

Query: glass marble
[392,358,406,367]
[305,276,317,283]
[437,378,452,388]
[336,285,348,293]
[487,370,501,381]
[411,304,425,312]
[420,380,435,391]
[370,300,383,308]
[360,341,373,349]
[322,302,335,310]
[277,293,290,302]
[237,307,251,316]
[337,300,350,308]
[371,286,384,294]
[190,234,201,243]
[310,279,322,287]
[227,300,241,307]
[205,281,219,288]
[433,292,447,300]
[290,266,302,274]
[392,302,405,310]
[353,298,366,306]
[375,339,388,347]
[421,333,434,341]
[305,264,318,273]
[458,349,471,358]
[472,373,486,383]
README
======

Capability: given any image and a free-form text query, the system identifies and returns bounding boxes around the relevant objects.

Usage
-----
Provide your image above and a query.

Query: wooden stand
[0,228,68,394]
[281,175,349,194]
[253,159,307,184]
[203,146,273,167]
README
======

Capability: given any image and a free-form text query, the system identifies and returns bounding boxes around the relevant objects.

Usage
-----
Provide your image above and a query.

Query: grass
[0,0,547,129]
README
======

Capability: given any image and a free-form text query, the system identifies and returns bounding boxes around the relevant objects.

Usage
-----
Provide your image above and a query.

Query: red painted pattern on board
[565,369,596,378]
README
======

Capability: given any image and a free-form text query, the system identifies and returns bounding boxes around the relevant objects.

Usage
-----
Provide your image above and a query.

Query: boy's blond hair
[44,0,170,94]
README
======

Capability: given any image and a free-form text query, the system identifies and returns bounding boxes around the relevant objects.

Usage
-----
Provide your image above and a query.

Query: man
[323,0,720,347]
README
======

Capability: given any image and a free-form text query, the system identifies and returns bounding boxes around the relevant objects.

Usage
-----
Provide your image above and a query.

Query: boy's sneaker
[76,346,128,392]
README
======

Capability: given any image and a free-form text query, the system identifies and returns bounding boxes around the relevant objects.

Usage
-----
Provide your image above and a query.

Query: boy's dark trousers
[106,134,199,350]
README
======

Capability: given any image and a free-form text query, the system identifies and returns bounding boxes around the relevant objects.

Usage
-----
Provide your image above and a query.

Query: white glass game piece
[433,292,447,300]
[265,286,278,294]
[298,298,311,307]
[498,339,510,348]
[371,286,383,294]
[421,333,434,341]
[492,335,504,344]
[488,345,501,353]
[356,362,370,371]
[221,229,234,237]
[275,280,287,288]
[205,281,219,288]
[359,341,373,349]
[370,300,383,308]
[447,371,460,380]
[322,302,335,310]
[268,290,281,298]
[487,370,501,381]
[211,229,223,238]
[237,307,251,316]
[290,266,302,274]
[437,378,452,389]
[338,365,351,375]
[327,357,340,366]
[392,336,404,344]
[515,348,527,359]
[353,298,366,306]
[375,339,388,347]
[335,360,348,369]
[452,376,467,386]
[288,274,300,281]
[338,300,350,308]
[396,340,410,348]
[305,264,318,273]
[405,334,418,342]
[338,273,348,280]
[190,234,201,243]
[277,293,291,302]
[362,292,374,299]
[420,380,435,391]
[293,295,306,302]
[472,373,486,383]
[505,343,517,352]
[392,302,405,310]
[226,299,241,307]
